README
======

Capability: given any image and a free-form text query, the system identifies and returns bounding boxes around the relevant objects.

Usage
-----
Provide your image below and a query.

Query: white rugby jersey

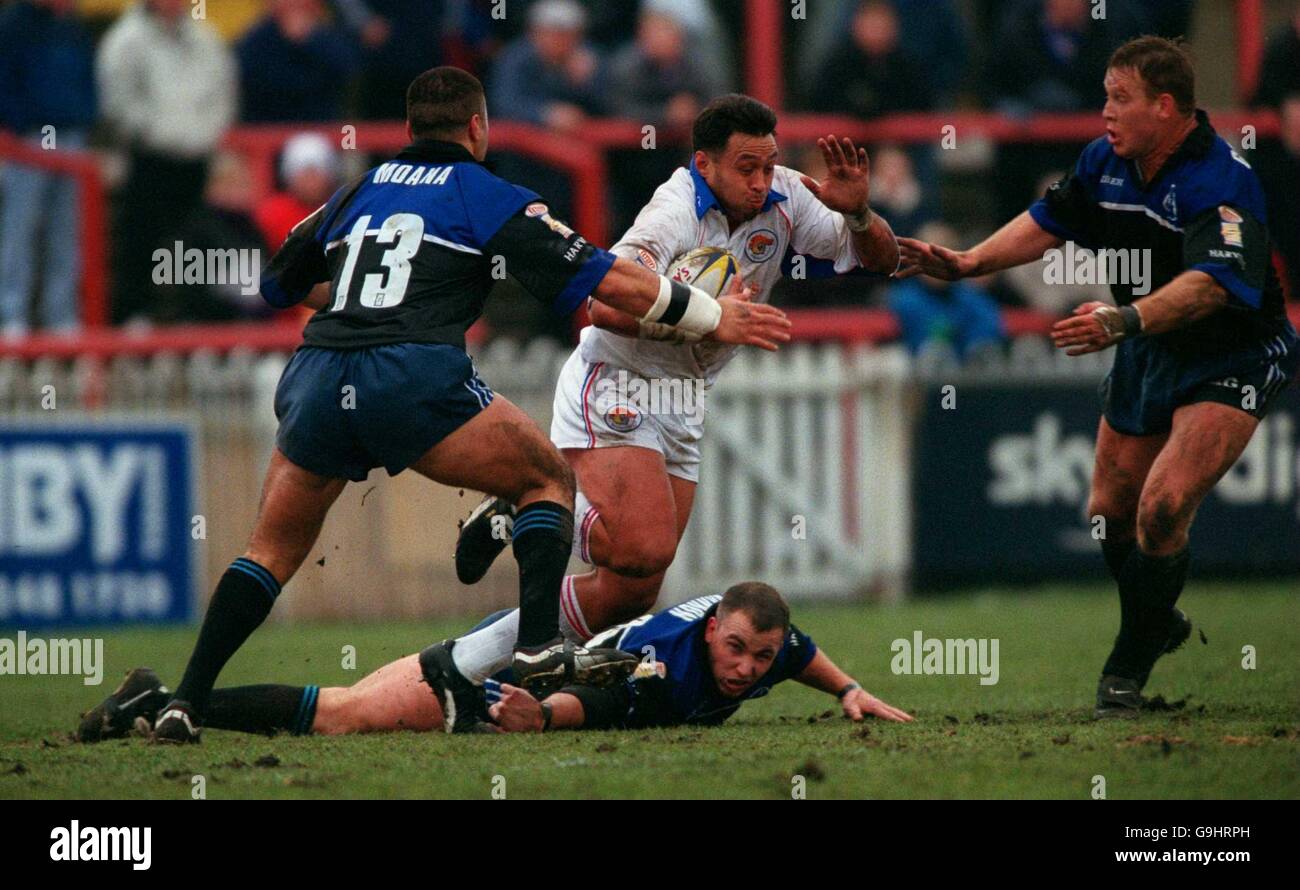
[580,162,863,383]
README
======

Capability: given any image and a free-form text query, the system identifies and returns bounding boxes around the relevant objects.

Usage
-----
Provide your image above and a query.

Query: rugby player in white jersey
[447,94,899,693]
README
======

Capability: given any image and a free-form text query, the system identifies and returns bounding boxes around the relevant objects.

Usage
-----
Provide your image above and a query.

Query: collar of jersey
[394,138,492,169]
[689,159,788,220]
[1129,108,1214,191]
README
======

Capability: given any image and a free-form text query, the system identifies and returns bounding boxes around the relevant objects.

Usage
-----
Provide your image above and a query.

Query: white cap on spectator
[529,0,586,31]
[280,133,339,181]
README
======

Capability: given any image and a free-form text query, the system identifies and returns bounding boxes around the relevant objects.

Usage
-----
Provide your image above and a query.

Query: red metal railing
[0,131,109,328]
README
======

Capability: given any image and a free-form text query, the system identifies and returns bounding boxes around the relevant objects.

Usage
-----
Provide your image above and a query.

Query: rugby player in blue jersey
[153,66,791,742]
[77,582,911,742]
[899,37,1297,717]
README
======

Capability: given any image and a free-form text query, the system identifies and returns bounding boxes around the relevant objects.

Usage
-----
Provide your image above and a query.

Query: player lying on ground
[447,94,900,701]
[897,37,1297,718]
[76,582,911,742]
[154,68,791,743]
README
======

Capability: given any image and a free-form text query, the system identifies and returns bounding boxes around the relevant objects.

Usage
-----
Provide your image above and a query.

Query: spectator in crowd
[606,8,718,232]
[1252,3,1300,110]
[254,133,343,250]
[808,0,934,118]
[1133,0,1194,41]
[0,0,97,337]
[987,0,1119,115]
[889,222,1005,361]
[1251,95,1300,301]
[98,0,236,324]
[237,0,358,123]
[332,0,447,120]
[488,0,604,225]
[867,145,927,239]
[155,153,274,323]
[489,0,605,133]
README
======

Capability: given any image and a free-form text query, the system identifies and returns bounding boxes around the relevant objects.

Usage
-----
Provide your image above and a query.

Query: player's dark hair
[1108,36,1197,116]
[718,582,790,634]
[693,94,778,155]
[406,67,486,139]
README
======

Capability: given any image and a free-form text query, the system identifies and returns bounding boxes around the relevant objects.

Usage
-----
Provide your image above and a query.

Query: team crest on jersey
[745,228,778,262]
[637,248,658,271]
[603,403,643,432]
[1162,185,1178,223]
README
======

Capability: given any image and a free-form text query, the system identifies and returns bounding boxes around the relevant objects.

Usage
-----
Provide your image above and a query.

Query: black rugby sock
[510,501,574,648]
[1104,547,1189,683]
[1100,536,1136,582]
[173,558,281,715]
[1099,535,1142,677]
[206,685,318,736]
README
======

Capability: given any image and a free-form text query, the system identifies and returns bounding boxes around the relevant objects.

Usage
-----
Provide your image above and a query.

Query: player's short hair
[717,582,790,634]
[1108,36,1197,116]
[406,67,486,139]
[693,94,778,155]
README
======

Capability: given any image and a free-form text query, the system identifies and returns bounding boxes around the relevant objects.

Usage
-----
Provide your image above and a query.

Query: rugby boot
[419,639,490,733]
[153,699,202,743]
[512,637,640,699]
[455,496,515,584]
[1095,674,1146,719]
[77,668,170,743]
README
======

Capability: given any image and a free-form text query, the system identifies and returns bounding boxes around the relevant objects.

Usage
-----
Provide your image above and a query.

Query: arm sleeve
[1028,168,1099,248]
[259,204,330,308]
[610,178,697,271]
[1182,205,1271,309]
[556,682,633,730]
[787,176,863,274]
[775,623,819,681]
[482,207,617,316]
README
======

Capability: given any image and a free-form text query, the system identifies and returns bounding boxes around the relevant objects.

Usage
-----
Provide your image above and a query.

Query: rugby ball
[667,247,740,298]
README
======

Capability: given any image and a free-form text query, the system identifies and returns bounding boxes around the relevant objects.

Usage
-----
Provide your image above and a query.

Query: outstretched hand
[801,135,871,216]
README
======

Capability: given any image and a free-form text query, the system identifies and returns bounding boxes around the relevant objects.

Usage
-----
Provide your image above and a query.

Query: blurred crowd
[0,0,1296,357]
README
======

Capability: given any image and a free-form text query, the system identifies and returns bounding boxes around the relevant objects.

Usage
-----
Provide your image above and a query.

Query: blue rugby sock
[511,501,574,649]
[173,558,281,715]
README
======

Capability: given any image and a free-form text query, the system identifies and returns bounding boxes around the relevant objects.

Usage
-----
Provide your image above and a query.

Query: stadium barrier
[3,334,1298,625]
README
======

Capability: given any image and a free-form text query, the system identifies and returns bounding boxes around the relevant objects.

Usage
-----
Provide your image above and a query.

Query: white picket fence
[0,336,1107,609]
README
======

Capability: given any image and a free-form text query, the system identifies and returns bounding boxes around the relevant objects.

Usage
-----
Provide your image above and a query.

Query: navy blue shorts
[1102,333,1298,436]
[274,343,494,481]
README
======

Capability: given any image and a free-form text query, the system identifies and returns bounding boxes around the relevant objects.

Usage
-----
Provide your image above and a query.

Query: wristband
[1092,304,1143,341]
[845,207,874,233]
[836,682,862,700]
[539,701,553,732]
[640,278,722,336]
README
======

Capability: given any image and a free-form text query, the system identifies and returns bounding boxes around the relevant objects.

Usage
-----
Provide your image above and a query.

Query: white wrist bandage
[640,278,722,336]
[845,208,874,232]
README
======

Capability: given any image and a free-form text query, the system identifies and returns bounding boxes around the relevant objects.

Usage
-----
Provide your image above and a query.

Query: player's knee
[1136,486,1193,551]
[606,536,676,579]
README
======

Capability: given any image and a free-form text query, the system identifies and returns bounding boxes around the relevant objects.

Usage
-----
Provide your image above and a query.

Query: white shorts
[550,348,708,482]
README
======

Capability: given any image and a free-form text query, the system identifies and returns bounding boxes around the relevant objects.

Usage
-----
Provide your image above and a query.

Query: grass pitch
[1,582,1296,800]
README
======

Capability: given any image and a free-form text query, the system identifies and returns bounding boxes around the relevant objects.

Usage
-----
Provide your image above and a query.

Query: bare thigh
[1136,401,1259,555]
[313,654,442,735]
[1087,417,1168,542]
[567,446,697,628]
[408,395,573,509]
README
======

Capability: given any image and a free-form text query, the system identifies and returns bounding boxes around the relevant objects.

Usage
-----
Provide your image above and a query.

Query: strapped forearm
[847,207,901,275]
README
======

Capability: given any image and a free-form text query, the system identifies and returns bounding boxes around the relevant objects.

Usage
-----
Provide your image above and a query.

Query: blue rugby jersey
[260,139,616,350]
[1028,109,1295,356]
[561,595,818,728]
